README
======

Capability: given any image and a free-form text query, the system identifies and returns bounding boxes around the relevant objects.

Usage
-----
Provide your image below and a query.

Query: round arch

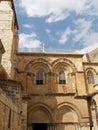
[25,58,52,72]
[54,102,81,123]
[28,103,53,124]
[85,67,97,74]
[52,58,77,73]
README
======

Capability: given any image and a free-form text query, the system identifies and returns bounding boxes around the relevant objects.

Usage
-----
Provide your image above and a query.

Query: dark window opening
[36,80,43,85]
[59,70,66,84]
[32,123,47,130]
[59,80,66,84]
[36,69,44,85]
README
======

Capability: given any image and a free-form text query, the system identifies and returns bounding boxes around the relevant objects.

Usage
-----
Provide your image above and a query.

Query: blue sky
[14,0,98,53]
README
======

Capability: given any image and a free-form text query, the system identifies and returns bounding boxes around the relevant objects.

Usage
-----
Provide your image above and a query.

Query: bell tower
[0,0,18,78]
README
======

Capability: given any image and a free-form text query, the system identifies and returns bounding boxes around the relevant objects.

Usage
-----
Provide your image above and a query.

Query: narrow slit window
[87,70,94,84]
[8,109,11,129]
[36,69,44,85]
[59,70,66,84]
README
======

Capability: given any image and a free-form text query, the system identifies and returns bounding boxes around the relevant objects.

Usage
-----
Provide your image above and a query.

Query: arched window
[87,70,94,84]
[91,99,98,125]
[59,70,66,84]
[36,69,44,85]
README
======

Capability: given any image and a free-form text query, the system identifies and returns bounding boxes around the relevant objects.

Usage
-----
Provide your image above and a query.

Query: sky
[14,0,98,53]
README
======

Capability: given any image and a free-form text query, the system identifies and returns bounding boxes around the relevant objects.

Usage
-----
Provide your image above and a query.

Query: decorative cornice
[16,52,84,57]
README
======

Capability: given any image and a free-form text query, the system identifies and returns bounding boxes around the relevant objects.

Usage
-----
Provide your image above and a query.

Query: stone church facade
[0,0,98,130]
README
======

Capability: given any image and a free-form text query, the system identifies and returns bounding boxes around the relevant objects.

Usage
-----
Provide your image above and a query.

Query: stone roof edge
[16,52,84,58]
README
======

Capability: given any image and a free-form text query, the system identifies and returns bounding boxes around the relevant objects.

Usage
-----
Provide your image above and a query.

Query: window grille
[59,70,66,84]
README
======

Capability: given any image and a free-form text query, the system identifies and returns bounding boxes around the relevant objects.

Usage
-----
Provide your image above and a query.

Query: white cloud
[19,32,42,49]
[16,0,98,52]
[59,28,71,44]
[45,29,51,34]
[84,33,98,46]
[19,0,96,23]
[45,29,56,42]
[93,0,98,10]
[80,42,98,53]
[90,0,98,16]
[46,13,69,23]
[73,19,98,52]
[58,27,76,44]
[58,18,98,52]
[73,18,92,42]
[22,24,34,29]
[73,18,98,45]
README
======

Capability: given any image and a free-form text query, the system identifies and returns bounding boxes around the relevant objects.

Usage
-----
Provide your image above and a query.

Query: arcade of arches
[27,103,80,130]
[0,0,98,130]
[16,55,98,130]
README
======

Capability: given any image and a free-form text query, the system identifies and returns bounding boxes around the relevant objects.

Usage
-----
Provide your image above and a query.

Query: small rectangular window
[36,69,44,85]
[59,80,66,84]
[59,70,66,84]
[36,80,43,85]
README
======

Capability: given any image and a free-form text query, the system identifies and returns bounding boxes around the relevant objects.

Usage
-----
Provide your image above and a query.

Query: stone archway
[27,104,54,130]
[28,107,51,123]
[55,103,81,130]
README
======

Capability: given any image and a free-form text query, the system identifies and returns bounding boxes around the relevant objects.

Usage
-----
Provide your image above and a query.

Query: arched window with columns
[36,69,44,85]
[87,70,94,84]
[59,70,66,84]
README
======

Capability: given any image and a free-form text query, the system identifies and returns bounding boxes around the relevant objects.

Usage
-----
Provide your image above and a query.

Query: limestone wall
[16,53,86,96]
[0,1,18,78]
[0,88,21,130]
[16,53,91,130]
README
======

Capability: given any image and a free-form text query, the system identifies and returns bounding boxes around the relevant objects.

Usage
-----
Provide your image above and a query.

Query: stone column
[47,124,51,130]
[27,124,32,130]
[47,123,57,130]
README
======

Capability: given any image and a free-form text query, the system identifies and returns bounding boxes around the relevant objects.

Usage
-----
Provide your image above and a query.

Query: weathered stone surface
[0,0,98,130]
